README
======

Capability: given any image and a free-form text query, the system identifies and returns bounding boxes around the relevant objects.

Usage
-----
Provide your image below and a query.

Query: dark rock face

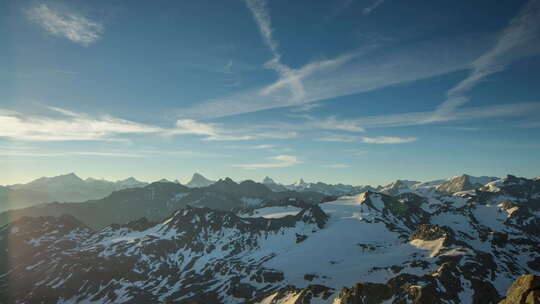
[409,224,454,244]
[499,275,540,304]
[249,285,334,304]
[338,282,393,304]
[336,264,502,304]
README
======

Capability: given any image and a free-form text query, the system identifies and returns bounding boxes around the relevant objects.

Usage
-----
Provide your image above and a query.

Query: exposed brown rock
[499,275,540,304]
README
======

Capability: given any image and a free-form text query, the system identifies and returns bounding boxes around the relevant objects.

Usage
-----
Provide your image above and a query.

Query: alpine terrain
[0,174,538,303]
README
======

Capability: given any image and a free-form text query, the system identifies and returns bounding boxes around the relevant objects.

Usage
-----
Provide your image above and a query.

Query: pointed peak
[186,173,215,188]
[293,178,308,187]
[61,172,83,180]
[157,178,173,183]
[218,177,237,185]
[263,176,276,184]
[42,172,84,183]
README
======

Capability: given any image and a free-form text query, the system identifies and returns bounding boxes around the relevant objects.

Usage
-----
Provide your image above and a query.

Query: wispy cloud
[251,144,275,150]
[181,33,489,119]
[224,144,293,153]
[68,151,146,158]
[0,148,146,158]
[360,136,417,144]
[0,105,302,143]
[362,0,385,15]
[171,119,299,141]
[343,102,540,129]
[327,0,355,19]
[0,149,228,159]
[0,106,160,141]
[344,149,368,156]
[324,164,350,168]
[317,134,359,142]
[26,3,104,46]
[448,127,480,131]
[431,0,540,120]
[243,0,308,103]
[317,134,417,144]
[234,154,300,169]
[310,116,365,132]
[172,119,252,141]
[290,103,323,113]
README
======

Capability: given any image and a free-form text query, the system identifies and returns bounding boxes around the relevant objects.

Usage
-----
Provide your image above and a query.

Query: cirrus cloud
[0,106,160,141]
[233,154,300,170]
[26,3,104,46]
[360,136,417,144]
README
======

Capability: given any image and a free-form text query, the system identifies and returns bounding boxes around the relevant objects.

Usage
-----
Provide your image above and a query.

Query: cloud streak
[349,102,540,129]
[0,148,227,159]
[243,0,305,102]
[324,164,350,168]
[234,154,300,169]
[310,116,365,132]
[360,136,417,144]
[362,0,385,15]
[181,33,490,119]
[0,105,302,142]
[0,107,160,141]
[431,0,540,119]
[316,134,417,144]
[26,3,104,46]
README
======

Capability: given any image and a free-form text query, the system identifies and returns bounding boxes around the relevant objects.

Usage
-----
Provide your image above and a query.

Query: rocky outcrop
[499,275,540,304]
[337,282,393,304]
[409,224,454,244]
[250,285,334,304]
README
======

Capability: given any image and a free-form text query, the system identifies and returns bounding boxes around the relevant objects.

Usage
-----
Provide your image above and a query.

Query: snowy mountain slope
[0,174,538,303]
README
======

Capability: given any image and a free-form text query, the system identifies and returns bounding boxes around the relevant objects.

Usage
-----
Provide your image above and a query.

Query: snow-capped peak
[186,173,215,188]
[263,176,277,184]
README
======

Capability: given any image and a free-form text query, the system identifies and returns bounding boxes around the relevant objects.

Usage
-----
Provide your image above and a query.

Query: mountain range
[0,178,330,229]
[0,173,147,212]
[0,173,538,303]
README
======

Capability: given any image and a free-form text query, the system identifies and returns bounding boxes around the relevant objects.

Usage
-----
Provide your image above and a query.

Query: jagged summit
[262,176,289,192]
[380,179,420,196]
[186,172,215,188]
[263,176,276,184]
[436,174,497,194]
[293,178,308,187]
[156,178,175,183]
[27,172,84,186]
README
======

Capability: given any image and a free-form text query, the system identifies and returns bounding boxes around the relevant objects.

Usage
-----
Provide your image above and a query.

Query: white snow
[239,206,303,218]
[259,195,427,289]
[409,238,445,258]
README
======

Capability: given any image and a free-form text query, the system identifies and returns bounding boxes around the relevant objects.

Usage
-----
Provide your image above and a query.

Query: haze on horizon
[1,0,540,186]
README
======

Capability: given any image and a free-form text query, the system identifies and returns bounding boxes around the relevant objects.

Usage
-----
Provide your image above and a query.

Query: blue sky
[1,0,540,186]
